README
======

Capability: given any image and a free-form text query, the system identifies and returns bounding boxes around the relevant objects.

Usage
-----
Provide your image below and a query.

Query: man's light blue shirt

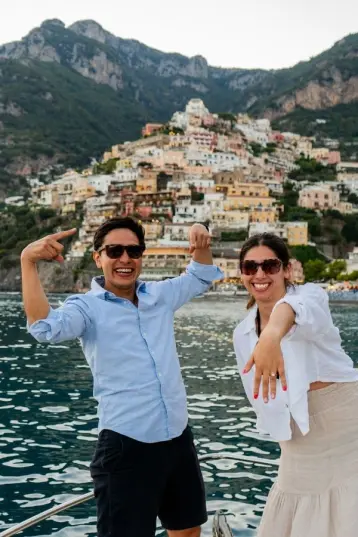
[28,261,223,443]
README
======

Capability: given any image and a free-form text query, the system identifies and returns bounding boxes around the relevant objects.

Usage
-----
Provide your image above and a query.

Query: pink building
[202,114,216,127]
[270,132,284,143]
[187,130,217,150]
[299,185,339,210]
[328,151,341,165]
[290,258,304,283]
[142,123,163,137]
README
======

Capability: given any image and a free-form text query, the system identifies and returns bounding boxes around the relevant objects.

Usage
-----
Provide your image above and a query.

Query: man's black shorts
[90,425,207,537]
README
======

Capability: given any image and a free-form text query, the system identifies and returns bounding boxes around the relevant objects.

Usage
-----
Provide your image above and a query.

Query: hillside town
[5,98,358,285]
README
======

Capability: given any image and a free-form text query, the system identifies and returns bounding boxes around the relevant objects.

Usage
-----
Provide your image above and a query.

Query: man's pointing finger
[50,228,77,241]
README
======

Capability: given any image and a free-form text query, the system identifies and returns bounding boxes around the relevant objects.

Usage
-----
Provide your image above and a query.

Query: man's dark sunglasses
[97,244,145,259]
[241,258,282,276]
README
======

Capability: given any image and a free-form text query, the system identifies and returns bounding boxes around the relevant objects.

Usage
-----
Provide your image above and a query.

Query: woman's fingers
[243,355,255,374]
[262,370,270,403]
[253,366,262,400]
[269,373,277,400]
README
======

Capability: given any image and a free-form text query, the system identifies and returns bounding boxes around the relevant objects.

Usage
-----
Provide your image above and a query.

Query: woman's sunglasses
[97,244,145,259]
[241,258,283,276]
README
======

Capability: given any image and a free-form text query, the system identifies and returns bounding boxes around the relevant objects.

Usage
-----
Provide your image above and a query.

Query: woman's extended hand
[243,330,287,402]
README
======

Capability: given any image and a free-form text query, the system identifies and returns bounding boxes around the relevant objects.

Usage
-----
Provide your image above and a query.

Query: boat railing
[0,452,273,537]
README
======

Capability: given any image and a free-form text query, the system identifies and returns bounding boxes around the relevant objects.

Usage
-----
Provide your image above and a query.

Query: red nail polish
[242,368,247,374]
[283,386,287,391]
[254,394,258,399]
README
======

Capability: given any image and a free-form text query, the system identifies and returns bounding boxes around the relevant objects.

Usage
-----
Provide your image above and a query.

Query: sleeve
[271,283,331,340]
[158,260,224,311]
[27,296,92,343]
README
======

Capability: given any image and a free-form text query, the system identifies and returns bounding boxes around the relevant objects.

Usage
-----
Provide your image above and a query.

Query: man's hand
[21,229,77,265]
[188,224,211,254]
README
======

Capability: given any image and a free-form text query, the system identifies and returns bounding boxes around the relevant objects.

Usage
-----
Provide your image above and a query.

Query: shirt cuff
[27,307,61,341]
[186,260,224,282]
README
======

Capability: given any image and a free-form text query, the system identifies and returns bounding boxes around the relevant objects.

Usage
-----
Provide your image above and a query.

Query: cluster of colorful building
[8,98,358,284]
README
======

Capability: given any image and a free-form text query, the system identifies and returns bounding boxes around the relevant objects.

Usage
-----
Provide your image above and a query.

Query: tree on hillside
[337,270,358,281]
[93,158,119,174]
[288,157,336,182]
[290,245,326,265]
[348,192,358,205]
[325,259,347,280]
[342,215,358,244]
[304,259,327,282]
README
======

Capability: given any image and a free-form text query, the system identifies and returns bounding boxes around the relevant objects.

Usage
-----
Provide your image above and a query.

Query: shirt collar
[89,276,146,300]
[241,304,258,334]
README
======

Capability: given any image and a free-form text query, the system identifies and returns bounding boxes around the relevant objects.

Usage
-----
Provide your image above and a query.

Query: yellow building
[212,252,240,280]
[211,210,249,229]
[117,158,132,169]
[31,184,60,209]
[141,247,190,280]
[142,222,163,241]
[213,170,245,186]
[286,222,308,246]
[249,207,277,223]
[227,181,270,198]
[137,170,158,193]
[224,194,275,211]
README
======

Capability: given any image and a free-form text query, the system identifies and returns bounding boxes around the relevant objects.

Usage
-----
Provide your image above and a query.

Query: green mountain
[1,19,358,196]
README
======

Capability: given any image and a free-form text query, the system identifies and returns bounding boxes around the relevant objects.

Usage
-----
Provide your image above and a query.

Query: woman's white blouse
[233,283,358,442]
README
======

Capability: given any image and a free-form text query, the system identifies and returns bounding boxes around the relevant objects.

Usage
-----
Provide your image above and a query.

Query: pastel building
[299,184,339,210]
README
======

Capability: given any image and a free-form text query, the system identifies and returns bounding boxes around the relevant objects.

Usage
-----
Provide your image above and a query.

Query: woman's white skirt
[258,382,358,537]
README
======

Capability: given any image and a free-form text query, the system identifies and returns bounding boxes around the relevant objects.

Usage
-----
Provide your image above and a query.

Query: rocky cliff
[1,20,358,189]
[0,260,95,293]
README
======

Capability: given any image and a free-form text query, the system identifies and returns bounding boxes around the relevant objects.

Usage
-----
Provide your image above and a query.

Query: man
[21,217,223,537]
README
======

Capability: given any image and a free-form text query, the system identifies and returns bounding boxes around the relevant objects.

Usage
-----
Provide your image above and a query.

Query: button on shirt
[28,261,223,443]
[233,283,358,442]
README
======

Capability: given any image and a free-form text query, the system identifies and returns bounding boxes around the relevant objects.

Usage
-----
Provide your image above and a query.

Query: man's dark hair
[93,217,146,251]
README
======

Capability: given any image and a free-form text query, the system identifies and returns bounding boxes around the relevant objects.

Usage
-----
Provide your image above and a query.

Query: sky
[1,0,358,70]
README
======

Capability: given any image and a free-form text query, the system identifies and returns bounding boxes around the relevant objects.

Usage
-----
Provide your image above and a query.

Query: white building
[4,196,25,207]
[170,111,188,130]
[184,176,214,191]
[209,152,248,172]
[338,176,358,193]
[249,222,287,239]
[337,162,358,173]
[173,202,210,223]
[236,123,269,146]
[204,192,225,211]
[186,149,247,171]
[211,210,249,230]
[114,168,139,183]
[185,98,209,118]
[164,223,193,241]
[263,178,284,195]
[346,247,358,272]
[88,175,113,194]
[255,119,271,133]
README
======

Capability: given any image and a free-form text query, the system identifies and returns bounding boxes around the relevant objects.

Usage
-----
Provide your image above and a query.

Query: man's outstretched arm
[21,228,76,325]
[157,223,224,310]
[21,229,90,343]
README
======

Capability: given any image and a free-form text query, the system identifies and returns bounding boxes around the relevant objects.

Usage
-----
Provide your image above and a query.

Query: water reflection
[0,294,357,536]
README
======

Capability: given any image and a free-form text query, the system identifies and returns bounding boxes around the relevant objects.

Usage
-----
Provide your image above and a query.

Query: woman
[233,233,358,537]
